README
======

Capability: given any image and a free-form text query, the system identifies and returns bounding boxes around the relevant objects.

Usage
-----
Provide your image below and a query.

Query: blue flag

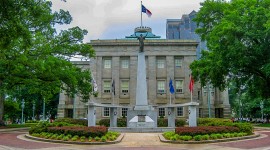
[169,78,175,94]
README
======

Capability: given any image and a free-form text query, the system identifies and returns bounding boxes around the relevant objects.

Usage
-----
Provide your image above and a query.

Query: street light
[204,83,213,118]
[32,102,35,120]
[260,100,264,121]
[21,99,25,124]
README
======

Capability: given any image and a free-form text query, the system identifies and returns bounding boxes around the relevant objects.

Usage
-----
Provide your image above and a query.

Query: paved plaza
[0,128,270,150]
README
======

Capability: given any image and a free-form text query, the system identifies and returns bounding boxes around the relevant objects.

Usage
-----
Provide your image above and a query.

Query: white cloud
[51,0,204,42]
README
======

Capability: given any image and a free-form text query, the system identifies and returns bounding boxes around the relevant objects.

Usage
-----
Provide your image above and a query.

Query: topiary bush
[99,119,110,127]
[158,118,168,127]
[175,119,186,127]
[117,118,127,127]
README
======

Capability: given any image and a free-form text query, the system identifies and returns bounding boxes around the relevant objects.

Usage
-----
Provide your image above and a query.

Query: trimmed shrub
[194,135,202,141]
[99,119,110,127]
[216,133,223,139]
[158,118,168,127]
[233,123,253,135]
[94,136,100,142]
[62,136,69,141]
[198,118,232,126]
[175,119,186,127]
[175,126,240,136]
[163,131,175,140]
[179,135,192,141]
[201,134,210,140]
[117,118,127,127]
[80,136,86,142]
[54,118,87,126]
[88,136,92,142]
[210,134,218,139]
[47,126,108,137]
[101,136,107,142]
[51,134,58,139]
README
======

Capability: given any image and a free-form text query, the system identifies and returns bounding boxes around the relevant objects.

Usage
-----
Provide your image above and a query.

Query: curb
[159,133,260,144]
[0,127,30,132]
[25,133,125,145]
[254,127,270,131]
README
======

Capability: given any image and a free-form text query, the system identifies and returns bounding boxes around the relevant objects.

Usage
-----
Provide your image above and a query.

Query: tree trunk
[0,81,4,121]
[0,95,3,121]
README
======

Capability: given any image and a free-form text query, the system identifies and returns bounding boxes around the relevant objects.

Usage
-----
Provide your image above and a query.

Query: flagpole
[170,93,172,105]
[141,1,142,27]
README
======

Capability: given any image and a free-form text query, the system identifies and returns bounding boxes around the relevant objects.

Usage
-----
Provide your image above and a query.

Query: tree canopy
[190,0,270,99]
[0,0,95,120]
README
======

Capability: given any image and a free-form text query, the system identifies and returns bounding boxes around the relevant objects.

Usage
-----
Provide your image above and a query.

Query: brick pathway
[216,131,270,149]
[0,130,270,150]
[0,133,63,149]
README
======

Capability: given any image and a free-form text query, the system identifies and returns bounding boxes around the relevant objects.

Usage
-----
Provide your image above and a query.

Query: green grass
[256,123,270,127]
[6,123,37,128]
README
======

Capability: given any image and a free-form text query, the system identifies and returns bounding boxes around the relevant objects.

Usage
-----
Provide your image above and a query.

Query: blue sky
[51,0,204,42]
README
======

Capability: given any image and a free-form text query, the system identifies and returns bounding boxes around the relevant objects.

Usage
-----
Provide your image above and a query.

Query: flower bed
[30,130,120,143]
[47,126,108,137]
[175,126,239,136]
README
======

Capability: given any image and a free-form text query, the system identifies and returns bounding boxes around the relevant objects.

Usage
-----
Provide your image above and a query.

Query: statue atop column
[137,32,148,52]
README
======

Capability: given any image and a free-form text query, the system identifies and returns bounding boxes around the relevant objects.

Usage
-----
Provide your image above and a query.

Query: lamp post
[21,99,25,124]
[260,100,264,121]
[205,82,213,118]
[43,98,45,121]
[32,102,35,120]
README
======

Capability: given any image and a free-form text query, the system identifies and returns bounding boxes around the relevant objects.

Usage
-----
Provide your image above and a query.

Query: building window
[175,57,182,68]
[175,80,184,93]
[157,58,165,68]
[121,80,129,93]
[157,80,165,93]
[121,59,129,69]
[177,107,183,116]
[159,108,165,117]
[103,81,111,93]
[103,107,110,117]
[103,59,111,69]
[122,108,128,117]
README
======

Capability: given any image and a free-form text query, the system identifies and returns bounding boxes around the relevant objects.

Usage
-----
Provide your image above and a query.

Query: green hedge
[175,126,240,136]
[54,118,87,126]
[47,126,108,137]
[197,118,253,135]
[198,118,232,126]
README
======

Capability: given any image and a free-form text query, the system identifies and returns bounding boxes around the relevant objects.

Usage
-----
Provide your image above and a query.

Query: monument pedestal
[127,109,157,128]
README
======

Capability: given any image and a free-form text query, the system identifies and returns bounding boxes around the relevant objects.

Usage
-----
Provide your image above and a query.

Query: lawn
[256,123,270,127]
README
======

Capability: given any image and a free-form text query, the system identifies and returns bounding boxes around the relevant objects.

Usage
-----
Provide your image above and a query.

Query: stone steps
[109,127,174,133]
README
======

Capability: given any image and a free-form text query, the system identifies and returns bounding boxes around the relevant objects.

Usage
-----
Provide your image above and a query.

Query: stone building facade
[57,36,231,120]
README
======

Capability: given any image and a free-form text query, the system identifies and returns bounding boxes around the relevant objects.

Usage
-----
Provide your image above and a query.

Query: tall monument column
[127,26,158,128]
[134,52,149,110]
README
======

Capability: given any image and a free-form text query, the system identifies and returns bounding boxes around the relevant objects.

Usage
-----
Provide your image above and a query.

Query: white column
[110,107,117,127]
[88,106,96,126]
[167,107,175,127]
[188,105,197,127]
[135,52,148,107]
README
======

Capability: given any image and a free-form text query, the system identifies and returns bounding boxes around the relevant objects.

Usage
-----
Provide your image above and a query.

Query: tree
[190,0,270,100]
[0,0,95,121]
